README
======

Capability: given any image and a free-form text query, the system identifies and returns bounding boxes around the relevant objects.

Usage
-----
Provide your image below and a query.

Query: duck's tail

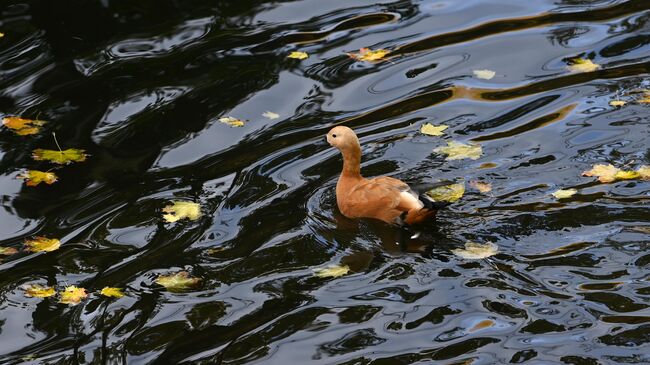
[419,193,452,210]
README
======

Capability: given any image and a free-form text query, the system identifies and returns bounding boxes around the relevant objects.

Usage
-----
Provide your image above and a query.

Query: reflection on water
[0,0,649,363]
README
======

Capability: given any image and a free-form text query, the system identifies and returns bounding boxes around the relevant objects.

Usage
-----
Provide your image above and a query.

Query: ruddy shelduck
[327,126,444,226]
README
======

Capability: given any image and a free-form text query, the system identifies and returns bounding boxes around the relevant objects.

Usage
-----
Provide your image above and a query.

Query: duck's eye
[332,134,337,138]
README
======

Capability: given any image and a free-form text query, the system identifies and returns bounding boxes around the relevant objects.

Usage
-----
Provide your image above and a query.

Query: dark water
[1,0,650,363]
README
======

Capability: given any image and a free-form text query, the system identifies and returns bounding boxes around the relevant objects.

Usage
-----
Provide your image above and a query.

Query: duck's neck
[340,143,362,179]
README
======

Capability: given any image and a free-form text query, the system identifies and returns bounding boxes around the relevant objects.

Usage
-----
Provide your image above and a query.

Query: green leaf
[32,148,88,165]
[434,141,482,160]
[425,183,465,203]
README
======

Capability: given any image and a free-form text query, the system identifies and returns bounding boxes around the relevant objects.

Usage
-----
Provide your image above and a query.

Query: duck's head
[326,126,359,151]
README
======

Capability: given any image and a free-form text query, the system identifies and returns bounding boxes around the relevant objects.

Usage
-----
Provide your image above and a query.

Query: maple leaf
[581,164,642,183]
[313,264,350,278]
[2,117,46,136]
[567,58,600,73]
[638,166,650,179]
[18,170,58,186]
[452,241,498,259]
[100,287,125,298]
[469,180,492,193]
[162,201,202,223]
[23,284,56,298]
[0,247,18,255]
[155,271,201,291]
[59,286,88,305]
[473,69,496,80]
[420,123,448,136]
[219,117,245,127]
[426,183,465,203]
[262,111,280,120]
[609,100,626,107]
[434,141,482,160]
[551,188,577,199]
[347,48,390,62]
[24,237,61,252]
[32,148,88,165]
[287,51,308,60]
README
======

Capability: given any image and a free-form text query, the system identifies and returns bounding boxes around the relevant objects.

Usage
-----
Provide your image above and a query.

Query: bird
[327,126,446,227]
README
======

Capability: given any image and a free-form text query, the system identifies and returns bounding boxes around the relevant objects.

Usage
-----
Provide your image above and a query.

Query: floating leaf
[59,286,87,305]
[313,264,350,278]
[18,170,58,186]
[469,181,492,193]
[452,241,498,259]
[219,117,245,127]
[100,287,125,298]
[637,92,650,104]
[638,165,650,179]
[287,51,308,60]
[262,111,279,120]
[615,170,640,180]
[155,271,201,291]
[23,284,56,298]
[479,162,497,169]
[2,117,46,136]
[347,48,390,62]
[609,100,626,107]
[0,247,18,255]
[473,69,496,80]
[567,58,600,73]
[469,319,495,332]
[434,141,482,160]
[425,183,465,203]
[162,201,202,223]
[552,188,577,199]
[0,32,4,38]
[24,237,61,252]
[581,164,642,183]
[420,123,448,136]
[32,148,88,165]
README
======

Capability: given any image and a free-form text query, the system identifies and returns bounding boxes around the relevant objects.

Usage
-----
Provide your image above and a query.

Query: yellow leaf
[434,140,482,160]
[262,111,280,120]
[469,180,492,193]
[23,284,56,298]
[0,247,18,255]
[420,123,448,136]
[18,170,58,186]
[313,264,350,278]
[24,237,60,252]
[638,92,650,104]
[347,48,390,62]
[0,32,4,38]
[162,201,202,222]
[469,319,495,332]
[615,170,640,180]
[638,165,650,179]
[59,286,88,305]
[425,183,465,203]
[567,58,600,73]
[609,100,626,107]
[551,188,577,199]
[100,287,125,298]
[155,271,201,291]
[452,241,498,259]
[473,69,496,80]
[32,148,88,165]
[2,117,46,136]
[582,163,620,183]
[287,51,308,60]
[219,117,245,127]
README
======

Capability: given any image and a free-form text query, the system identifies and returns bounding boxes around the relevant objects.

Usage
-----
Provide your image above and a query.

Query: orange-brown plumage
[327,126,438,225]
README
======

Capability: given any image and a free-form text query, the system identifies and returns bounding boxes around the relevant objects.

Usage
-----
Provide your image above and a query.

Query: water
[0,0,649,363]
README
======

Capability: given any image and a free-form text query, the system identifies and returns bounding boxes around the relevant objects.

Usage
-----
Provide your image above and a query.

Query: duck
[327,126,446,226]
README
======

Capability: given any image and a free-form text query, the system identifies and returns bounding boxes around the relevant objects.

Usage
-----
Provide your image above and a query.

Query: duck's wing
[343,177,421,223]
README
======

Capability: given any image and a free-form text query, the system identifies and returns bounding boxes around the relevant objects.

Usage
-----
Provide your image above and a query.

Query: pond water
[1,0,650,364]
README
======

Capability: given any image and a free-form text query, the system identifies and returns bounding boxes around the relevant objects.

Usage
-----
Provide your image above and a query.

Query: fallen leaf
[630,226,650,234]
[615,170,640,180]
[155,271,201,291]
[582,164,620,183]
[32,148,88,165]
[23,284,56,298]
[638,166,650,179]
[420,123,448,136]
[2,117,46,136]
[24,237,61,252]
[552,188,577,199]
[0,247,18,255]
[59,286,88,305]
[426,183,465,203]
[479,162,497,169]
[434,140,482,160]
[313,264,350,278]
[453,241,498,259]
[638,92,650,104]
[469,181,492,193]
[262,111,280,120]
[219,117,245,127]
[287,51,308,60]
[609,100,626,107]
[0,33,4,38]
[100,287,125,298]
[18,170,58,186]
[473,69,496,80]
[347,48,390,62]
[567,58,600,73]
[162,201,202,223]
[469,319,495,332]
